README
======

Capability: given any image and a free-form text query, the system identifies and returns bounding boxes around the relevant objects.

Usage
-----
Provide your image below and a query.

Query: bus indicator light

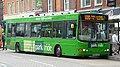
[78,48,82,52]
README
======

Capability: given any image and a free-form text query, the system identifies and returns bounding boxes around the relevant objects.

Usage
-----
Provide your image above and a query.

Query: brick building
[0,0,3,24]
[3,0,120,20]
[41,0,120,19]
[3,0,38,20]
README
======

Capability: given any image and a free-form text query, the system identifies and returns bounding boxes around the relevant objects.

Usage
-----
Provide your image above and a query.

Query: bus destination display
[81,14,108,21]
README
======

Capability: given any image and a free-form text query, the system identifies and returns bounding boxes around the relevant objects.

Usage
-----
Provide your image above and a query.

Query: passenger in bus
[100,30,106,40]
[37,29,41,37]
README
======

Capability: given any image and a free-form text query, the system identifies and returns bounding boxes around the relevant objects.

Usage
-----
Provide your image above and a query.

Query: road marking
[1,63,7,67]
[30,59,54,67]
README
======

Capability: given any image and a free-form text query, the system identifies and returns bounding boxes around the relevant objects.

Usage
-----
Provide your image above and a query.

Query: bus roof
[6,12,106,23]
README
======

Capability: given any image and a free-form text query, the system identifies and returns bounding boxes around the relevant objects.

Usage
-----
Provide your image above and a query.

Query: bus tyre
[55,46,62,57]
[15,43,20,53]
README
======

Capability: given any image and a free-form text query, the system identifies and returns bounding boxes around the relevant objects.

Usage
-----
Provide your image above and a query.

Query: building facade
[42,0,109,12]
[41,0,120,19]
[0,0,3,24]
[3,0,120,20]
[3,0,38,20]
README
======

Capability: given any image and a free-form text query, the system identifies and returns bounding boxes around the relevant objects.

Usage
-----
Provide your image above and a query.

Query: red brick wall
[3,0,36,15]
[42,0,48,12]
[69,0,77,10]
[116,0,120,7]
[76,0,113,11]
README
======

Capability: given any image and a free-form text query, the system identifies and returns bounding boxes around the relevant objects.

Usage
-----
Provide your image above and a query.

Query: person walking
[111,31,119,55]
[1,26,5,50]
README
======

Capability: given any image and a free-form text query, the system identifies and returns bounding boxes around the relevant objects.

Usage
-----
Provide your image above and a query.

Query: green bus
[5,12,110,57]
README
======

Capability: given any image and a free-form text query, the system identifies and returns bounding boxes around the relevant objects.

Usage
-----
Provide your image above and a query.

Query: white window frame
[81,0,91,8]
[32,0,35,10]
[26,0,29,11]
[94,0,102,6]
[21,0,24,12]
[12,2,15,14]
[7,3,11,15]
[64,0,69,11]
[16,0,20,14]
[48,0,52,12]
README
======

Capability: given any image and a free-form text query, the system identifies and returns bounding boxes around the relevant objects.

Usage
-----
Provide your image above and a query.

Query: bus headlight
[104,49,109,51]
[83,49,86,51]
[107,49,109,51]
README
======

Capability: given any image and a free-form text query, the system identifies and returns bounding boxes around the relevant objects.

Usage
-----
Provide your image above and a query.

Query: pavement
[109,54,120,61]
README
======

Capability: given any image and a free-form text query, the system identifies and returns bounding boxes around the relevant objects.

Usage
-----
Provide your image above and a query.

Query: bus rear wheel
[55,46,62,57]
[15,43,20,53]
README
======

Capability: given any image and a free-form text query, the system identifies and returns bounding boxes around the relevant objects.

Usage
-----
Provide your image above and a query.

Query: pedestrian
[1,26,5,50]
[111,31,119,55]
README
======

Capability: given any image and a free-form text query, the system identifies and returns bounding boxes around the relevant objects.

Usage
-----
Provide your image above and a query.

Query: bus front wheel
[15,43,20,53]
[55,46,62,57]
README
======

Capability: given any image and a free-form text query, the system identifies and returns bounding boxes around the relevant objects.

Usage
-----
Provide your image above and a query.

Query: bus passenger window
[53,22,64,38]
[25,23,31,37]
[11,24,16,37]
[31,23,41,37]
[8,24,12,37]
[16,23,25,37]
[41,22,52,37]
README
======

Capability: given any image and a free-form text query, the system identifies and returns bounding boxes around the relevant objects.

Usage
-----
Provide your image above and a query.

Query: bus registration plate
[92,54,100,56]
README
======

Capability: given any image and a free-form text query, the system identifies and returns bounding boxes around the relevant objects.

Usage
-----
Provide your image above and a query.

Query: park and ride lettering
[35,44,52,52]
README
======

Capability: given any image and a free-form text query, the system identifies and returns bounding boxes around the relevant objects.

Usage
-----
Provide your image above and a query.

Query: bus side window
[31,23,41,37]
[8,23,12,37]
[53,21,63,38]
[16,23,25,37]
[41,22,52,37]
[11,24,16,37]
[66,21,76,39]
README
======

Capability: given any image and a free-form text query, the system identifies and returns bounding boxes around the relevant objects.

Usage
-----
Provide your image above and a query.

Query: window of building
[95,0,102,6]
[48,0,52,12]
[21,0,24,12]
[32,0,35,10]
[12,2,15,14]
[81,0,91,8]
[16,1,20,13]
[26,0,29,11]
[8,3,11,15]
[64,0,69,11]
[31,23,41,37]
